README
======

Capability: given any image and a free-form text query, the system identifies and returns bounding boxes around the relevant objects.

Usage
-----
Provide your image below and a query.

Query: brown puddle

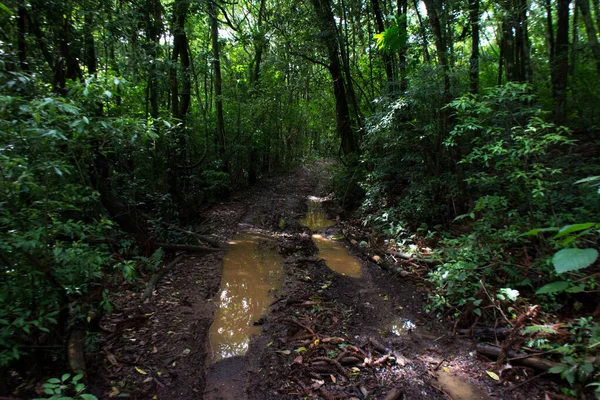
[436,370,491,400]
[301,197,335,232]
[208,233,283,362]
[313,234,362,277]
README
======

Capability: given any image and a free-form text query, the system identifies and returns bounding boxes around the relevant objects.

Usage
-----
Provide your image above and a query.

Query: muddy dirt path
[96,163,552,399]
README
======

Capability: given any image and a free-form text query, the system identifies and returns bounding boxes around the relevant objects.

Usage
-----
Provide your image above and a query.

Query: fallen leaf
[152,346,158,354]
[106,352,119,366]
[143,377,153,383]
[276,350,292,355]
[109,387,120,398]
[182,348,191,355]
[157,371,162,376]
[292,355,303,365]
[486,371,500,381]
[351,367,360,372]
[314,339,320,346]
[359,385,368,397]
[330,374,336,383]
[135,366,147,375]
[296,346,307,353]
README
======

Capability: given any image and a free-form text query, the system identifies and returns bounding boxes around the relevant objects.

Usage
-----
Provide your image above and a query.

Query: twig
[141,255,184,302]
[507,372,547,391]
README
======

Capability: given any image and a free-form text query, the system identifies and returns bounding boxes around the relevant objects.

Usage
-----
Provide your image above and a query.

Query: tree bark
[577,0,600,75]
[397,0,408,91]
[469,0,480,93]
[413,0,430,63]
[209,0,228,170]
[17,6,29,71]
[310,0,358,156]
[552,0,571,124]
[84,12,97,75]
[422,0,450,99]
[371,0,394,84]
[545,0,556,64]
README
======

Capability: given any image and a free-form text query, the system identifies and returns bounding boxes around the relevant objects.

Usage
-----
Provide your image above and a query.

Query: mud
[93,162,562,400]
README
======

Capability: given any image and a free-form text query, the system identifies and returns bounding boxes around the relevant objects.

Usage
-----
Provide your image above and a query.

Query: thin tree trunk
[546,0,556,65]
[552,0,571,124]
[517,0,533,82]
[397,0,408,91]
[84,12,97,75]
[469,0,480,93]
[371,0,394,83]
[502,17,516,81]
[310,0,358,156]
[209,0,228,170]
[577,0,600,75]
[422,0,450,99]
[413,0,430,63]
[571,3,579,77]
[17,6,29,71]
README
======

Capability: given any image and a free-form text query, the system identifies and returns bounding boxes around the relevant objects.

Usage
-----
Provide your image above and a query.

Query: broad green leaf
[552,248,598,274]
[536,281,569,295]
[565,285,585,293]
[522,227,558,236]
[553,223,596,239]
[0,2,13,14]
[548,365,566,374]
[79,394,98,400]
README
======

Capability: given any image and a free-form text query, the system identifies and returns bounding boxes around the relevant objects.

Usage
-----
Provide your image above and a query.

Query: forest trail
[96,163,542,399]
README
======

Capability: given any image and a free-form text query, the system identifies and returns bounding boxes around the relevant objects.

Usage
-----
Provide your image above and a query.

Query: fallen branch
[385,250,442,266]
[141,255,184,302]
[457,328,512,339]
[475,343,560,371]
[147,216,223,248]
[157,243,223,253]
[284,318,316,337]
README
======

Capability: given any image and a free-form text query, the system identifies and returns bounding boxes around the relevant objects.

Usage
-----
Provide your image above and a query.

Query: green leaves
[536,281,570,294]
[373,18,407,54]
[552,248,598,274]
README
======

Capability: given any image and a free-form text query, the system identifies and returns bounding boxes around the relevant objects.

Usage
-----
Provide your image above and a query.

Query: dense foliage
[0,0,599,396]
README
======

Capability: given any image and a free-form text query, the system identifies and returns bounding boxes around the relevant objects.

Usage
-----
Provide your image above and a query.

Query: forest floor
[91,162,564,400]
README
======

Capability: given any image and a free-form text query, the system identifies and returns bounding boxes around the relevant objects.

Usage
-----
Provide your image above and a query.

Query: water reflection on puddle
[301,198,335,232]
[313,234,362,278]
[208,233,283,362]
[388,318,417,335]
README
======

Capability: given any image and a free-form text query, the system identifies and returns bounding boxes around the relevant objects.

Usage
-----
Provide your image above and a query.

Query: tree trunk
[17,6,29,71]
[371,0,394,84]
[502,17,516,81]
[552,0,571,124]
[310,0,358,156]
[546,0,556,64]
[413,0,430,63]
[577,0,600,75]
[517,0,533,82]
[397,0,408,91]
[145,0,162,119]
[209,0,228,170]
[469,0,480,93]
[422,0,450,99]
[84,12,97,75]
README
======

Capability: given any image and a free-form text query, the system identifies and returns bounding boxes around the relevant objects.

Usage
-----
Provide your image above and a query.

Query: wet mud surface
[94,162,561,399]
